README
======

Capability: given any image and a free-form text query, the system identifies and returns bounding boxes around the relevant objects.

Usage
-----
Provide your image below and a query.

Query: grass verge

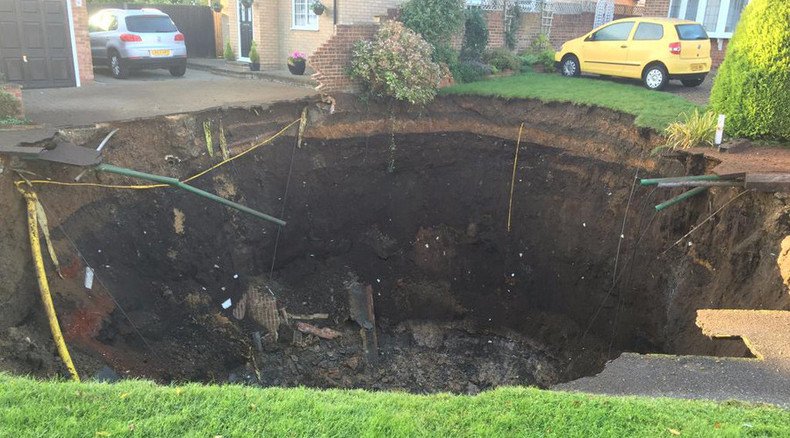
[1,374,787,437]
[441,73,701,132]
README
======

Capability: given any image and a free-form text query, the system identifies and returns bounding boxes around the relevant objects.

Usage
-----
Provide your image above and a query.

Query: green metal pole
[96,164,286,227]
[654,186,708,212]
[640,174,722,186]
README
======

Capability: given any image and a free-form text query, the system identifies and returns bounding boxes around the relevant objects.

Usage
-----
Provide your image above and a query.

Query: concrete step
[187,59,317,89]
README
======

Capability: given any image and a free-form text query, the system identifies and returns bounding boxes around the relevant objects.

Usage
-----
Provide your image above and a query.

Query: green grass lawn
[1,374,787,437]
[441,72,701,132]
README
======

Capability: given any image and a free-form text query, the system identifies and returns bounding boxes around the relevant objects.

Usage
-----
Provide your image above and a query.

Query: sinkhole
[3,98,780,393]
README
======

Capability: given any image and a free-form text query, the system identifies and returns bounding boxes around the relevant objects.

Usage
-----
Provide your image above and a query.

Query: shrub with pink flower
[288,51,307,65]
[349,21,442,105]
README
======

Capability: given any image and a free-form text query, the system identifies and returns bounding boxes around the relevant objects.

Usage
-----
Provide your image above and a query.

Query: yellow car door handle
[620,45,628,49]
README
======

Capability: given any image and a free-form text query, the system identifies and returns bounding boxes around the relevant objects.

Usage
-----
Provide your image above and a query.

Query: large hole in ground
[8,100,782,393]
[52,131,687,391]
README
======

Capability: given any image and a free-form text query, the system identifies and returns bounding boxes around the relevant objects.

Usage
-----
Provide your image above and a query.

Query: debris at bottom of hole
[296,322,341,340]
[345,273,378,364]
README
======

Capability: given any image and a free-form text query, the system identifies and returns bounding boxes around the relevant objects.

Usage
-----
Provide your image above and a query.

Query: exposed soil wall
[1,96,787,392]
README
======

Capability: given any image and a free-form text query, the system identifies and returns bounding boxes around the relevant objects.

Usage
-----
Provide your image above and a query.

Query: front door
[0,0,76,88]
[238,1,252,60]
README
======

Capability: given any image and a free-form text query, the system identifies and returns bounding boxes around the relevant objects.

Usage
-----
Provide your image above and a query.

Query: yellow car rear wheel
[642,63,668,91]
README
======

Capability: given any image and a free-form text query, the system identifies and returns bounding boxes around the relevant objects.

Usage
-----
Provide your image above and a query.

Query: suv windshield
[125,15,177,33]
[675,24,708,40]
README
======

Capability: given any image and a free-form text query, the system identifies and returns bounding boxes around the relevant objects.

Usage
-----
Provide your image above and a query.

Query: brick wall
[275,0,336,69]
[309,23,378,92]
[339,0,405,24]
[550,12,595,49]
[710,38,728,68]
[226,0,398,69]
[513,12,542,52]
[70,0,93,84]
[643,0,670,16]
[485,10,506,49]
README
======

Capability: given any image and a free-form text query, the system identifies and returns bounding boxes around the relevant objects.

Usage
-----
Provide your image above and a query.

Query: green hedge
[709,0,790,141]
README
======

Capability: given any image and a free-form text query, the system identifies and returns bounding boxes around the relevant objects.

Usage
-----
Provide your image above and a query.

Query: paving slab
[555,353,790,408]
[697,309,790,361]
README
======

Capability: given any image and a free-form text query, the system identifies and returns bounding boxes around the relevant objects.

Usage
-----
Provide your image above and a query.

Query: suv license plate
[150,49,171,57]
[691,63,704,71]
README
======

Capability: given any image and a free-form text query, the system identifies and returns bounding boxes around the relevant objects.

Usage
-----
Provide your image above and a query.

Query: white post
[715,114,726,146]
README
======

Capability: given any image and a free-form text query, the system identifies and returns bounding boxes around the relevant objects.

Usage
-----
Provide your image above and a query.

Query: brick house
[0,0,93,88]
[224,0,405,68]
[644,0,750,66]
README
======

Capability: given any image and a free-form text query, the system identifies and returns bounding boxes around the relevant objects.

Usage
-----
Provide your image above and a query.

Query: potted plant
[249,41,260,71]
[224,42,236,62]
[211,0,223,13]
[287,51,306,75]
[311,1,325,16]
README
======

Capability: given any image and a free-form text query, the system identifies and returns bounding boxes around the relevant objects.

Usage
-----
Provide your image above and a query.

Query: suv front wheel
[109,52,128,79]
[642,64,668,90]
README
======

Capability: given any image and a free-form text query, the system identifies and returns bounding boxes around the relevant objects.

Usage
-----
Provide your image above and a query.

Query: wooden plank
[744,173,790,192]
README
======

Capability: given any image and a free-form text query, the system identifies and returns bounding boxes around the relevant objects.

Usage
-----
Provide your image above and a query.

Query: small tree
[400,0,465,48]
[224,42,236,61]
[350,21,442,105]
[709,0,790,140]
[461,8,488,61]
[249,41,260,64]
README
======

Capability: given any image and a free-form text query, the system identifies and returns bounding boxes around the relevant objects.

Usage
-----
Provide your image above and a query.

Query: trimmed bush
[248,41,260,64]
[520,49,555,71]
[350,21,442,105]
[709,0,790,140]
[0,90,20,119]
[401,0,464,48]
[461,8,488,61]
[454,61,492,83]
[223,42,236,61]
[505,3,522,50]
[483,48,520,72]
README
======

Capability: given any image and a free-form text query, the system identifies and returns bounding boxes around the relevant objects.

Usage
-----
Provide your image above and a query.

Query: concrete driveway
[23,67,316,127]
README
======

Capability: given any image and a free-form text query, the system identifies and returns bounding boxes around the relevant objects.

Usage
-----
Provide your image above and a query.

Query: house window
[292,0,319,30]
[668,0,749,38]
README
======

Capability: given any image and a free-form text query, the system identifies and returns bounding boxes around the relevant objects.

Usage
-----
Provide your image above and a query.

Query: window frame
[633,22,665,41]
[586,21,635,42]
[292,0,319,31]
[667,0,749,38]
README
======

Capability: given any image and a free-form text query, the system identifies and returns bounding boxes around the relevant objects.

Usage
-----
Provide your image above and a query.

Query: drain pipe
[95,164,286,226]
[654,186,708,211]
[640,174,724,186]
[21,190,80,381]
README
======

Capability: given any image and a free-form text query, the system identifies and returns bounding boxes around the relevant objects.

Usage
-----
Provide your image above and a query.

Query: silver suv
[89,9,187,79]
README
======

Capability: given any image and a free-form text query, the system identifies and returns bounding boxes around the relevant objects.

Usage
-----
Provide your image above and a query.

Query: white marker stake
[715,114,726,146]
[84,267,95,290]
[221,298,232,309]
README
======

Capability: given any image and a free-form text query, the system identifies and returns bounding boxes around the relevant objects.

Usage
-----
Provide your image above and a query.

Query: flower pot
[250,62,260,72]
[312,2,325,15]
[288,60,306,76]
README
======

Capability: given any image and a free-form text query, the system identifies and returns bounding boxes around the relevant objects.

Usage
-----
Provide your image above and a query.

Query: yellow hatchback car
[554,17,711,90]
